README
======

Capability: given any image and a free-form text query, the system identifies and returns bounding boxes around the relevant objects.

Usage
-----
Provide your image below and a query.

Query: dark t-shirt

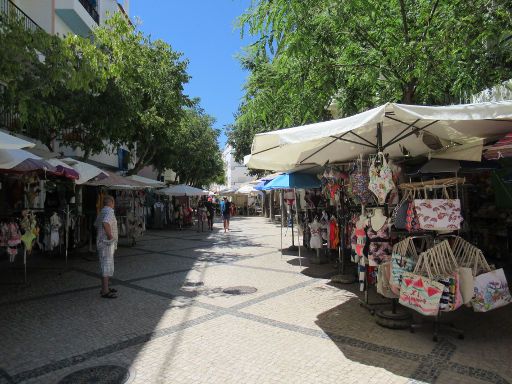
[205,201,214,214]
[223,201,231,216]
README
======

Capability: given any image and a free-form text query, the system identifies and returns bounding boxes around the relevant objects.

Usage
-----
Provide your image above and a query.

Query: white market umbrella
[245,101,512,171]
[156,184,208,196]
[0,148,41,169]
[236,183,259,195]
[0,131,35,150]
[126,175,165,188]
[61,158,108,185]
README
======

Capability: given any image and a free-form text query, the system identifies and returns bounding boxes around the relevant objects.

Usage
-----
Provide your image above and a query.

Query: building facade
[219,144,253,191]
[10,0,129,37]
[3,0,139,173]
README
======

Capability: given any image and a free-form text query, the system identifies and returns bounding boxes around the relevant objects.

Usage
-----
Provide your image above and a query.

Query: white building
[10,0,129,37]
[218,144,253,191]
[5,1,145,174]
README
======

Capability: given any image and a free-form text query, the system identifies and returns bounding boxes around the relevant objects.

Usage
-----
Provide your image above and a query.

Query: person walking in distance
[205,197,215,230]
[221,197,231,232]
[95,195,118,298]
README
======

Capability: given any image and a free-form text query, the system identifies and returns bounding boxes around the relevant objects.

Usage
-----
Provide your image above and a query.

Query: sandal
[101,291,117,299]
[99,288,118,294]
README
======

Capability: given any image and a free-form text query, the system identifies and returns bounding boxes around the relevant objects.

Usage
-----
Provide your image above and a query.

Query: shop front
[246,101,512,340]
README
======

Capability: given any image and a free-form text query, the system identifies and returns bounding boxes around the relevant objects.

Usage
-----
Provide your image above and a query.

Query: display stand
[332,189,356,283]
[63,204,71,267]
[293,188,301,266]
[359,271,389,315]
[408,235,465,341]
[375,298,412,329]
[410,312,464,342]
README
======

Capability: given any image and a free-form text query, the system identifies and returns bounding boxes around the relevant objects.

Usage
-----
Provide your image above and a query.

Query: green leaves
[1,12,222,185]
[230,0,512,165]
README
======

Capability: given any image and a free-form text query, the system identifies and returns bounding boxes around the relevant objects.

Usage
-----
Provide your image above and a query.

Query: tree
[229,0,512,162]
[0,13,108,150]
[81,13,192,173]
[157,106,225,187]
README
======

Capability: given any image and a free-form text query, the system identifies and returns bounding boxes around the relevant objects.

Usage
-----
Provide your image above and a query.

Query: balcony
[0,0,42,32]
[55,0,98,37]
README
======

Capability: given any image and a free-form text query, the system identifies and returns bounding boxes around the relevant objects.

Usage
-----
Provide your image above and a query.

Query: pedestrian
[196,201,206,232]
[205,197,215,230]
[220,197,231,232]
[95,195,118,299]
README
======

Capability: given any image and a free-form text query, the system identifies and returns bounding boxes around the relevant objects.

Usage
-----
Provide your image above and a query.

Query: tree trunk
[402,81,417,104]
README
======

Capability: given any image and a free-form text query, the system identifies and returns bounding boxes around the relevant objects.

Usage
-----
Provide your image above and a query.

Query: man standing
[220,197,231,232]
[96,195,118,298]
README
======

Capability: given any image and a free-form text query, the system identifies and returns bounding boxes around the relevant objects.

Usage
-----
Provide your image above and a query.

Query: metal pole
[280,205,283,258]
[294,188,301,266]
[376,122,383,152]
[65,204,70,266]
[24,248,27,284]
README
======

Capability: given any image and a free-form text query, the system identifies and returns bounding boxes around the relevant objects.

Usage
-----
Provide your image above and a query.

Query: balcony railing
[0,0,42,32]
[78,0,99,24]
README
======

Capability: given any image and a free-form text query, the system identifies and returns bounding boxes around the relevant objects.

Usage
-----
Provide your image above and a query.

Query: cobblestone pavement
[0,216,511,384]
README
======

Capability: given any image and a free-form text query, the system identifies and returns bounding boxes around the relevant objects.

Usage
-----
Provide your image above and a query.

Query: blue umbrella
[262,172,320,190]
[254,180,271,191]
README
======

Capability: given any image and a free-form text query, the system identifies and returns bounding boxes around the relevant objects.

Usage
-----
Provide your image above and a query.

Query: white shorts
[98,243,115,277]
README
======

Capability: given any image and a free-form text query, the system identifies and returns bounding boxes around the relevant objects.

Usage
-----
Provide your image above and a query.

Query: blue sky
[130,0,254,149]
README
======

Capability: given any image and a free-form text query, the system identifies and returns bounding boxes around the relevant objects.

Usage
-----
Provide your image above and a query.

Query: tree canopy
[0,12,224,186]
[228,0,512,162]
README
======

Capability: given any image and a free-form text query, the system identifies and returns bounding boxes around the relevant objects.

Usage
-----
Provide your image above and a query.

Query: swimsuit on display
[309,221,323,249]
[366,218,392,266]
[368,154,395,204]
[351,170,373,205]
[354,223,367,291]
[21,231,36,252]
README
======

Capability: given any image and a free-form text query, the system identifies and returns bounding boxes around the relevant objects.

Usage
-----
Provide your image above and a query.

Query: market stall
[85,170,149,246]
[0,147,79,281]
[245,101,512,340]
[156,184,208,228]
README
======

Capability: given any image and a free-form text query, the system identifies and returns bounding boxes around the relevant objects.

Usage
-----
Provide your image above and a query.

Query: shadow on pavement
[0,218,273,383]
[314,282,512,383]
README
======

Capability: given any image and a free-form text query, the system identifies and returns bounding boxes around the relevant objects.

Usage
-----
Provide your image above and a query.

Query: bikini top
[366,218,390,241]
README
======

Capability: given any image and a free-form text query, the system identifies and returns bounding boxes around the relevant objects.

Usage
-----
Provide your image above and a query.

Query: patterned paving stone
[0,216,510,384]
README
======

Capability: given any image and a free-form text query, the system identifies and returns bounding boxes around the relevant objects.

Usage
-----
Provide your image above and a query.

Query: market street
[0,216,511,384]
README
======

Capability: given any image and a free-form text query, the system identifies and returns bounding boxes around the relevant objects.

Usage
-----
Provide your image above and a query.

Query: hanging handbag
[451,237,488,304]
[405,191,421,232]
[389,237,417,295]
[399,271,444,316]
[391,191,410,230]
[414,187,463,231]
[377,261,398,299]
[425,240,463,312]
[472,268,512,312]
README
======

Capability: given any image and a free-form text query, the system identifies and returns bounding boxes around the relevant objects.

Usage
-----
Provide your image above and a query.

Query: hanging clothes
[329,219,340,249]
[153,201,165,229]
[368,153,395,204]
[366,218,392,266]
[50,213,62,250]
[309,220,323,249]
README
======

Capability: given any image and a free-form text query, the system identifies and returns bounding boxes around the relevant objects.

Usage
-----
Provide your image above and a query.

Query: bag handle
[391,190,410,221]
[442,186,450,199]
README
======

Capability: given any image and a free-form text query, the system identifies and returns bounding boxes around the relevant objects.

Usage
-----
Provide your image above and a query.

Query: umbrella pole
[280,210,283,258]
[287,201,298,252]
[294,188,301,267]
